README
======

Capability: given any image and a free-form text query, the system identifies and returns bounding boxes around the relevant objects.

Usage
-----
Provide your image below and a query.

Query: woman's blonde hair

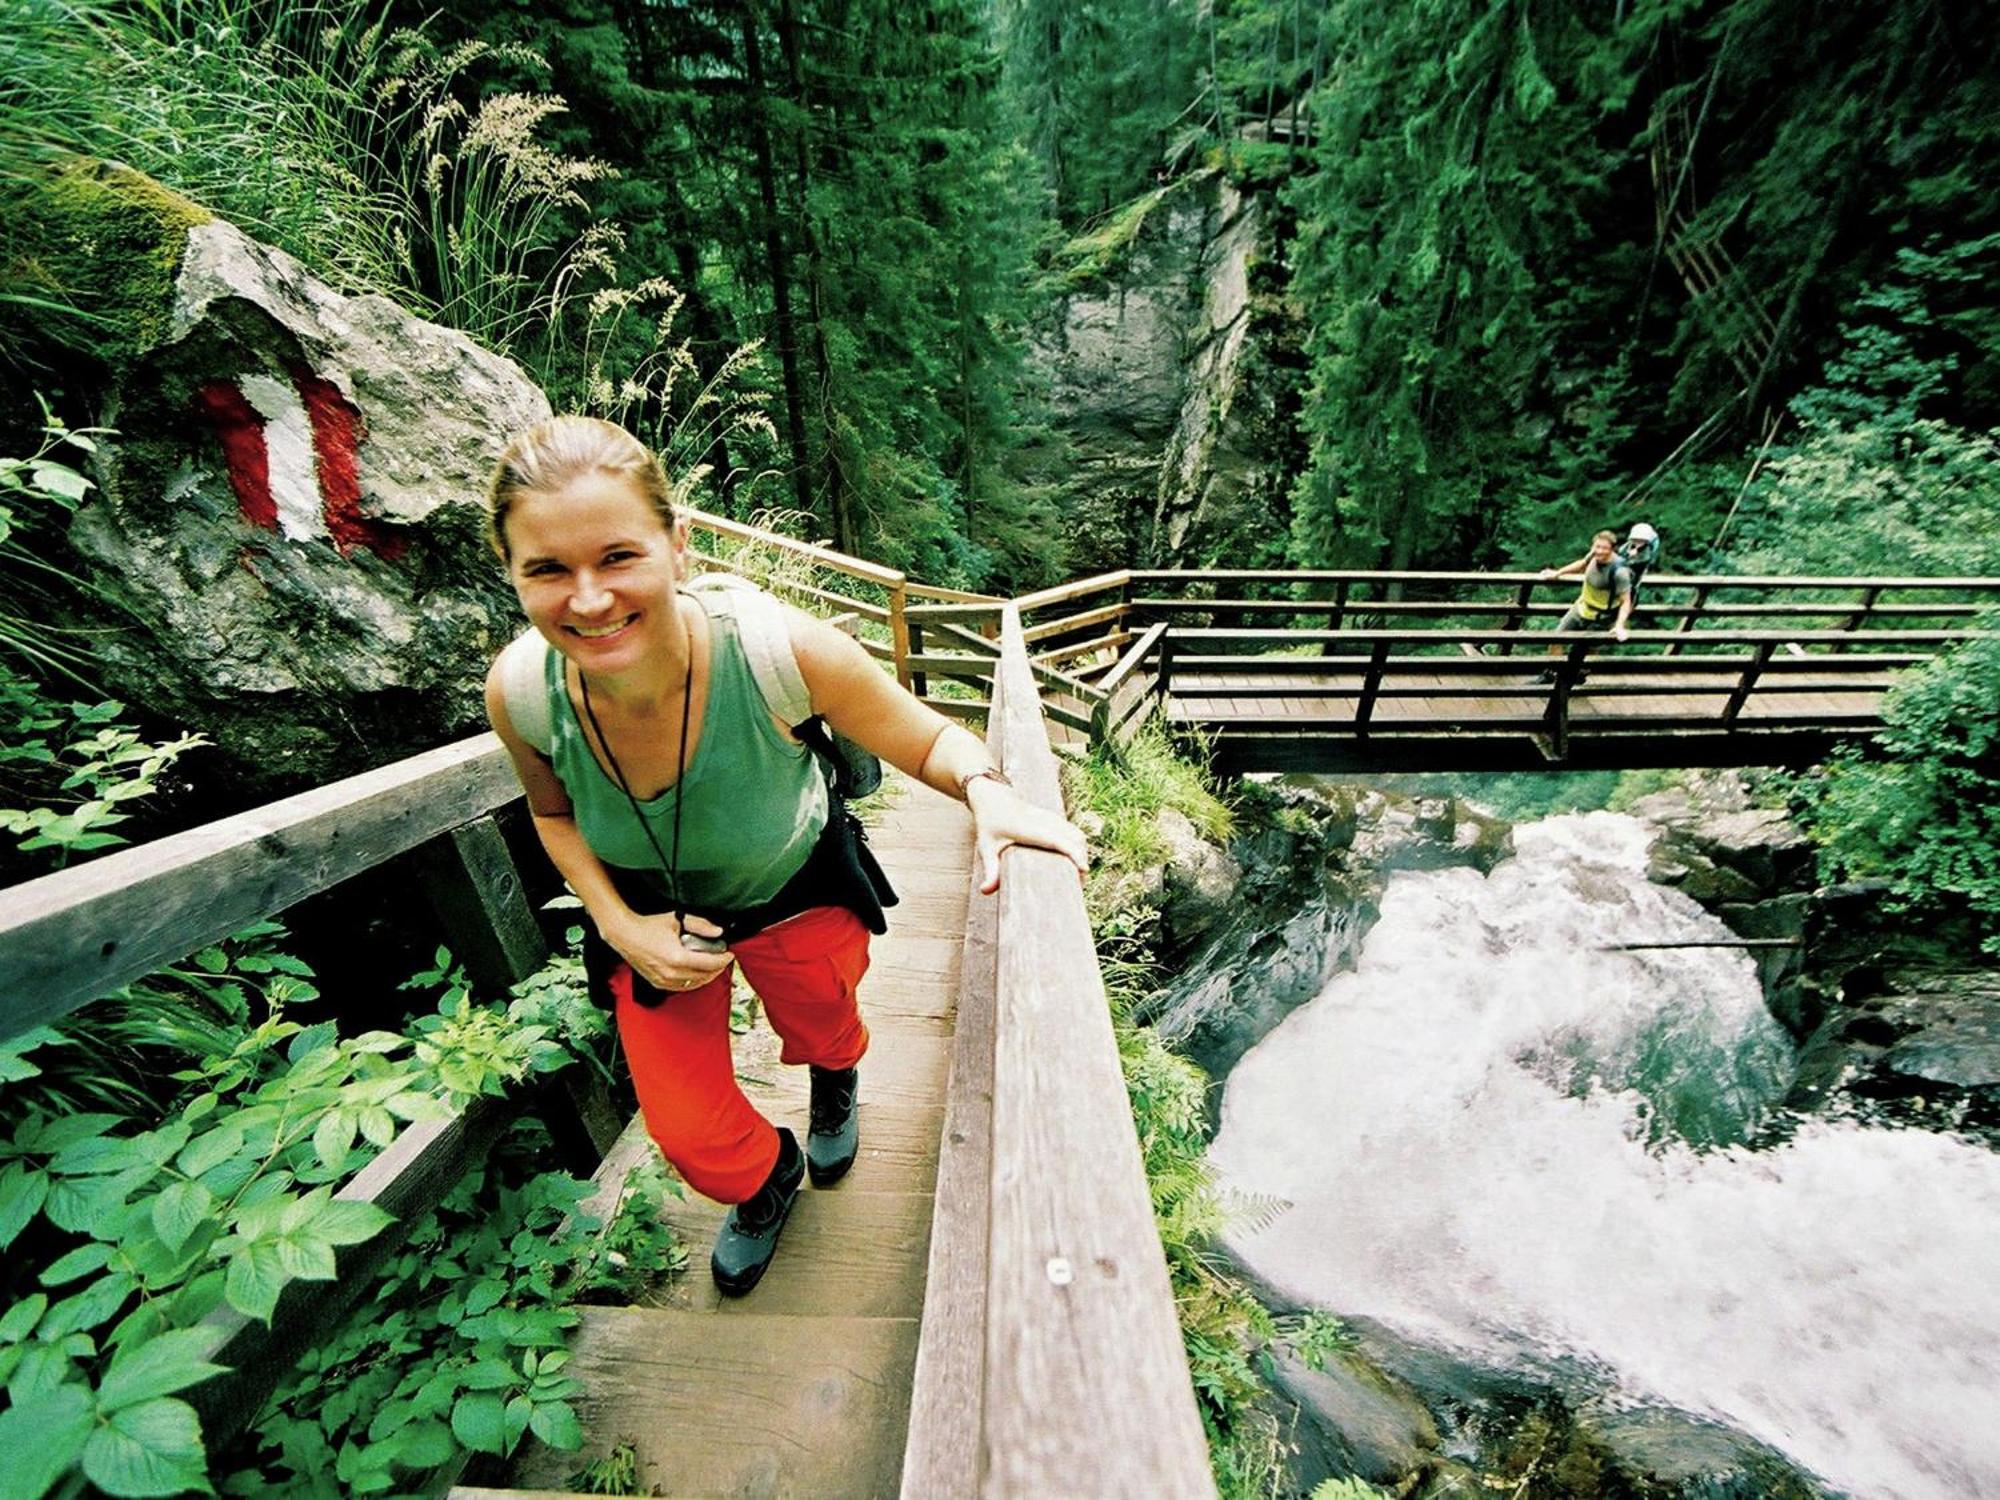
[484,415,675,558]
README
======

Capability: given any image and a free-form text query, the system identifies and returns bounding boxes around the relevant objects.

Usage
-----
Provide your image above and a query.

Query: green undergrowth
[0,920,676,1499]
[1065,719,1371,1498]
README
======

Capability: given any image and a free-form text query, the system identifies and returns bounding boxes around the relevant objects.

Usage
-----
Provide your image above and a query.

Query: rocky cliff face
[1638,771,2000,1141]
[1025,171,1299,572]
[27,162,547,792]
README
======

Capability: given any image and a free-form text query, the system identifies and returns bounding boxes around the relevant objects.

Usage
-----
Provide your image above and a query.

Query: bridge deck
[468,774,972,1499]
[1170,663,1897,723]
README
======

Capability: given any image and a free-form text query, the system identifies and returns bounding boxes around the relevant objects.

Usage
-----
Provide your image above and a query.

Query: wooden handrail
[1124,568,2000,591]
[1008,569,1133,615]
[1161,626,1993,648]
[0,735,520,1041]
[684,505,906,588]
[902,606,1215,1499]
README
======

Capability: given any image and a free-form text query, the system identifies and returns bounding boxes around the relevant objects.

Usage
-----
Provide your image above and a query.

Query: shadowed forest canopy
[4,0,1996,589]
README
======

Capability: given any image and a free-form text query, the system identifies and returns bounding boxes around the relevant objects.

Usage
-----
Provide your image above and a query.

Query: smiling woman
[479,415,1086,1296]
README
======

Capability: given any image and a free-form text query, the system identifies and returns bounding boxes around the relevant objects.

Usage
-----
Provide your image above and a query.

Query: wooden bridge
[2,518,1993,1499]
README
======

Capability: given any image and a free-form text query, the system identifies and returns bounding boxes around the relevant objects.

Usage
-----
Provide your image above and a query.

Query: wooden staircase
[453,775,972,1499]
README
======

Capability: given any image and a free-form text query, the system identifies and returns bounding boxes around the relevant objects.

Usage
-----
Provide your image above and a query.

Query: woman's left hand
[967,780,1090,895]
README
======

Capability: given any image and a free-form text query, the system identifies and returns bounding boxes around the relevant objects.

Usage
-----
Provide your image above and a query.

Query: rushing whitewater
[1208,812,2000,1500]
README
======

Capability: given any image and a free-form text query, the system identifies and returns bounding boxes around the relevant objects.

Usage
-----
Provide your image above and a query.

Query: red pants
[610,905,871,1204]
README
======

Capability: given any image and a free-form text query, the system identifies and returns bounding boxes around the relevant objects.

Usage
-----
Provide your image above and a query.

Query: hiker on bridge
[481,416,1088,1297]
[1537,528,1633,677]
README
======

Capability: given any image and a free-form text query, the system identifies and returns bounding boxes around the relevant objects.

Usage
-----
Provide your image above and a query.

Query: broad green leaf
[39,1241,113,1286]
[97,1329,230,1411]
[449,1391,507,1454]
[391,1418,455,1468]
[21,1120,121,1152]
[81,1396,211,1498]
[312,1110,356,1173]
[6,1342,72,1399]
[175,1124,245,1180]
[0,1163,48,1249]
[0,1381,92,1500]
[150,1180,216,1257]
[273,1234,336,1282]
[357,1105,399,1148]
[527,1399,582,1450]
[502,1393,532,1451]
[0,1293,48,1344]
[222,1241,288,1324]
[46,1133,142,1177]
[313,1199,392,1247]
[38,1273,134,1340]
[279,1187,331,1235]
[460,1357,516,1392]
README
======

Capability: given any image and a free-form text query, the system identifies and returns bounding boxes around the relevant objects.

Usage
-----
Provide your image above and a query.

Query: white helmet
[1627,522,1658,543]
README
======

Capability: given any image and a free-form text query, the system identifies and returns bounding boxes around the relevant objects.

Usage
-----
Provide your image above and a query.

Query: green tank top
[547,592,829,911]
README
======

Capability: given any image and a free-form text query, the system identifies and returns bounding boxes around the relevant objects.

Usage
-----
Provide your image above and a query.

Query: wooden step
[648,1188,935,1319]
[504,1306,918,1500]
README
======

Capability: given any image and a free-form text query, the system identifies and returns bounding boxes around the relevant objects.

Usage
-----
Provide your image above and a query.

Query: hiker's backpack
[495,573,883,801]
[1624,524,1661,601]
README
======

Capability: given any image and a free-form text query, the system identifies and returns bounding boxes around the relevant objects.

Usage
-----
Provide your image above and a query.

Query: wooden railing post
[1838,585,1885,650]
[1354,639,1391,739]
[1496,579,1536,655]
[1664,583,1710,657]
[889,578,914,691]
[411,814,547,998]
[1541,641,1591,761]
[1318,578,1352,657]
[1723,640,1778,725]
[410,817,618,1172]
[908,616,928,697]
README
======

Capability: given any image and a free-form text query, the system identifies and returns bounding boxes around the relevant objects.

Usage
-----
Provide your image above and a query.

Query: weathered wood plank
[0,735,520,1041]
[508,1307,920,1500]
[686,504,906,586]
[980,609,1215,1498]
[901,858,999,1500]
[408,813,547,997]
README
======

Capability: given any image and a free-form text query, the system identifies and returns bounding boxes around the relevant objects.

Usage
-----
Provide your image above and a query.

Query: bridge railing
[683,506,1005,692]
[0,737,616,1454]
[902,604,1216,1500]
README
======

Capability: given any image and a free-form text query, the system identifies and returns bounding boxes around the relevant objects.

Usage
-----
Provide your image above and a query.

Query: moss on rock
[6,157,212,361]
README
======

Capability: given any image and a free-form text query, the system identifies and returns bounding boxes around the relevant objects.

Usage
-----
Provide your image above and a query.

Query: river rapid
[1207,811,2000,1499]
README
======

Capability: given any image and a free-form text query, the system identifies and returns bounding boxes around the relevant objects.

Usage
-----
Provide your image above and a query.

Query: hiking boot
[1533,669,1557,685]
[807,1065,860,1187]
[711,1127,805,1297]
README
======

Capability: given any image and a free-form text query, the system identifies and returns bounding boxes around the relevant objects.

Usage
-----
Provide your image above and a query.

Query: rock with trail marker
[19,159,547,790]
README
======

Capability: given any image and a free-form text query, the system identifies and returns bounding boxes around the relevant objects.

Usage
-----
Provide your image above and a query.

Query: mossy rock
[5,156,212,361]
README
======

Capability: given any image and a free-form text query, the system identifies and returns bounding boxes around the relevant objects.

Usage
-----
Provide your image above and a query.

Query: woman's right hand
[605,910,733,994]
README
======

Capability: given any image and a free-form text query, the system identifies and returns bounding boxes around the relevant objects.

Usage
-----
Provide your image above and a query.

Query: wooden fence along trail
[2,515,1995,1498]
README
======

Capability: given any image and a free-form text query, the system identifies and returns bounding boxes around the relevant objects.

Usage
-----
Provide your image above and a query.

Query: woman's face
[502,471,687,672]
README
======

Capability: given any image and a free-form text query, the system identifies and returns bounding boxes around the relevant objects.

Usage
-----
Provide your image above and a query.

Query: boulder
[31,163,547,791]
[1267,1347,1440,1487]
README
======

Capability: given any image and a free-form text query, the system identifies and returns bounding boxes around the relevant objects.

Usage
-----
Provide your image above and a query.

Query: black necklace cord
[577,650,695,938]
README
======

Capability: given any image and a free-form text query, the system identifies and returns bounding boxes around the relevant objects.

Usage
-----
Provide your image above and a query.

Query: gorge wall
[1024,169,1301,573]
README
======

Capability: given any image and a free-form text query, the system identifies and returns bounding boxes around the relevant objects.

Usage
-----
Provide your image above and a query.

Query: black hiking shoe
[806,1065,860,1187]
[1533,669,1557,685]
[711,1127,805,1297]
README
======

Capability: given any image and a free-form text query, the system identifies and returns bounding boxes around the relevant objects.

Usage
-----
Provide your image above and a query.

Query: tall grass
[0,0,616,365]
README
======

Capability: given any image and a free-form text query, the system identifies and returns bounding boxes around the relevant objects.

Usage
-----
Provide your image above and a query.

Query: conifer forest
[2,2,1998,1497]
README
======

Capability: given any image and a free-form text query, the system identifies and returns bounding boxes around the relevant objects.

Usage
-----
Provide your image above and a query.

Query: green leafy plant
[1072,729,1347,1498]
[0,922,630,1500]
[1798,623,2000,952]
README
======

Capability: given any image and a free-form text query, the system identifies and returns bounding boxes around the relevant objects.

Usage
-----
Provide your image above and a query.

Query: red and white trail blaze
[194,368,404,560]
